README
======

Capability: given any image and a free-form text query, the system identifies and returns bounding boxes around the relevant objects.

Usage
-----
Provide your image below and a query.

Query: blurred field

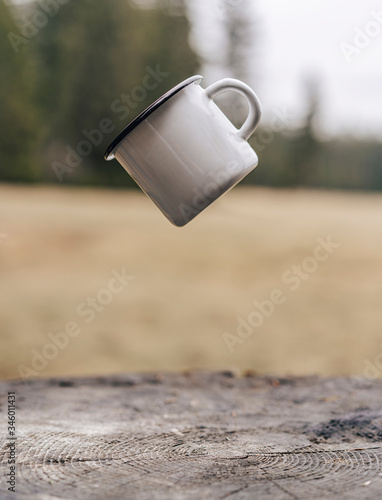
[1,184,382,381]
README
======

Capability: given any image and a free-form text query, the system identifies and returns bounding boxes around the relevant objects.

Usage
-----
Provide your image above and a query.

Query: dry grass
[1,184,382,381]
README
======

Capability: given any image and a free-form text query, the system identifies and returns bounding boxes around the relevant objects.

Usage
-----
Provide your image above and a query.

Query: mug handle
[205,78,262,141]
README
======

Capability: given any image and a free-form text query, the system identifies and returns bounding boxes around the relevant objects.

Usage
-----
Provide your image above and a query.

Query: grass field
[1,184,382,381]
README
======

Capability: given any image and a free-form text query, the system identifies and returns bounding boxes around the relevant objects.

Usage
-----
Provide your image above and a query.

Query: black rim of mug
[104,75,203,160]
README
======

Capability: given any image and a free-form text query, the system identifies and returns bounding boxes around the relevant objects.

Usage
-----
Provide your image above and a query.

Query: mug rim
[104,75,203,160]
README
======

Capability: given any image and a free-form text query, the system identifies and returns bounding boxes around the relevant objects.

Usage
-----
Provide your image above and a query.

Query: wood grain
[1,372,382,499]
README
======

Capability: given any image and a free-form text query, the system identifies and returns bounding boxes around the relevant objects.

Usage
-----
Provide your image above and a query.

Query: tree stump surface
[0,371,382,500]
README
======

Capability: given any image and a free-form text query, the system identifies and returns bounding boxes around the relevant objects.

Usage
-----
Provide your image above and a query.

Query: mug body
[107,77,260,226]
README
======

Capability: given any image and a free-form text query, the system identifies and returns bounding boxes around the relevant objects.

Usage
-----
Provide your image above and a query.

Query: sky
[188,0,382,138]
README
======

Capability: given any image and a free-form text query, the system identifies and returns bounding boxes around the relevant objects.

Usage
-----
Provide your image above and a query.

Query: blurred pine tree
[32,0,199,185]
[0,0,40,181]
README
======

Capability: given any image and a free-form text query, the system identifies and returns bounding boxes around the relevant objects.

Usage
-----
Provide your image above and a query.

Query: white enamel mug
[105,75,262,227]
